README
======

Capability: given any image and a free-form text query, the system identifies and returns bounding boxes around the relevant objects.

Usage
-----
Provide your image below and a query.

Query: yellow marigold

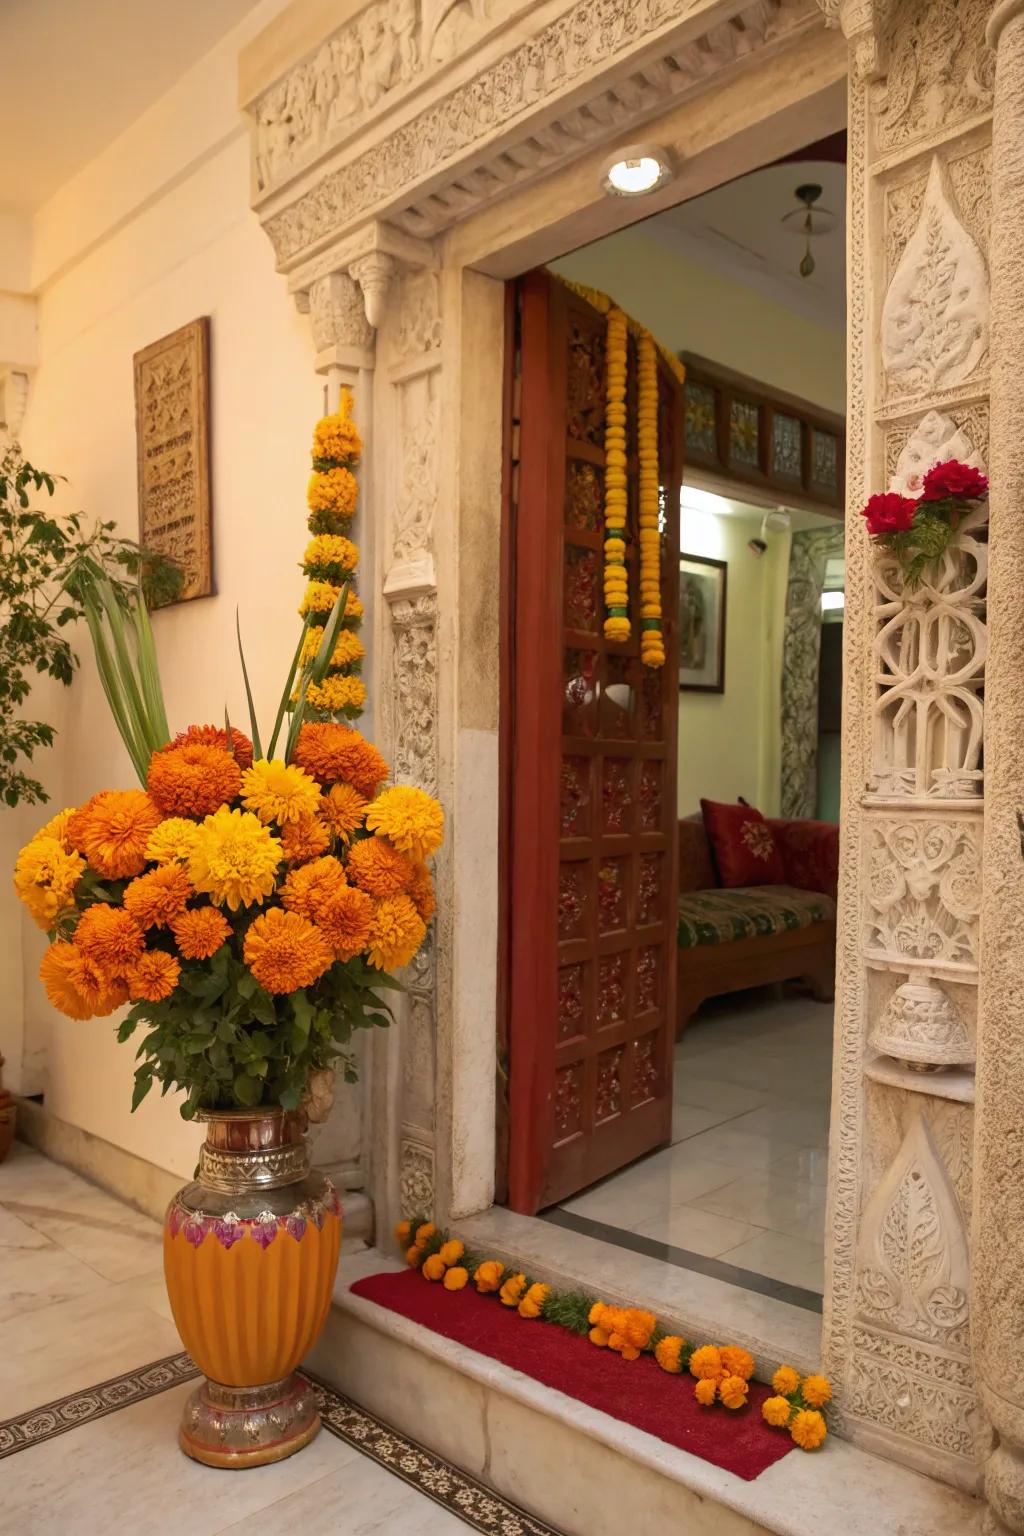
[694,1378,719,1407]
[772,1365,802,1397]
[608,1334,640,1361]
[790,1408,827,1451]
[240,759,322,826]
[293,723,389,796]
[74,905,145,976]
[499,1273,527,1308]
[243,908,334,994]
[303,534,359,573]
[406,861,436,923]
[145,818,202,865]
[315,884,374,961]
[63,950,128,1017]
[147,743,242,819]
[620,1308,657,1351]
[720,1346,755,1383]
[366,893,426,971]
[415,1222,436,1247]
[33,807,76,851]
[13,836,85,929]
[300,625,366,672]
[347,836,415,899]
[281,856,348,920]
[762,1396,793,1429]
[655,1336,686,1374]
[321,783,368,843]
[474,1259,504,1293]
[406,1244,423,1267]
[299,579,343,618]
[443,1266,469,1292]
[168,724,254,770]
[719,1375,750,1411]
[187,808,282,911]
[438,1239,464,1267]
[280,813,332,865]
[40,942,95,1020]
[67,790,163,879]
[422,1254,446,1282]
[171,907,232,960]
[689,1345,723,1381]
[801,1373,832,1409]
[395,1219,412,1246]
[307,466,358,516]
[312,397,362,465]
[126,949,181,1003]
[365,786,444,863]
[123,866,193,930]
[518,1283,550,1320]
[302,675,367,716]
[589,1327,610,1348]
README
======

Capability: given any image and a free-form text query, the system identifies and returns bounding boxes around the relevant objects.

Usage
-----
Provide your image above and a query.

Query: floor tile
[716,1228,826,1293]
[0,1238,111,1323]
[0,1202,54,1249]
[688,1170,827,1244]
[214,1457,474,1535]
[723,1101,831,1149]
[4,1187,164,1283]
[630,1202,763,1257]
[769,1146,831,1187]
[668,1103,738,1143]
[671,1075,770,1118]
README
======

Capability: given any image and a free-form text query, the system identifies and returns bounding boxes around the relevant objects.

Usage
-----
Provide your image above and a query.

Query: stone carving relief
[886,148,991,292]
[882,158,989,398]
[888,409,986,496]
[402,995,437,1131]
[869,975,975,1070]
[399,1137,434,1217]
[872,0,994,156]
[865,818,981,969]
[307,271,375,351]
[779,526,846,819]
[395,269,443,360]
[387,594,439,793]
[393,380,439,565]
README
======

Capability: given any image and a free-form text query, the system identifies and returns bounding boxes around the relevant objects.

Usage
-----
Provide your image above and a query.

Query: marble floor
[0,1143,557,1536]
[556,990,834,1302]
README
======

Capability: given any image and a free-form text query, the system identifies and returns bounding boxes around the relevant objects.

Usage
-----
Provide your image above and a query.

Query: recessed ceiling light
[602,145,674,197]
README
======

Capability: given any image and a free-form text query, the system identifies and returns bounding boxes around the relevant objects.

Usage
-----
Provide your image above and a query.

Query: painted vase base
[179,1372,320,1469]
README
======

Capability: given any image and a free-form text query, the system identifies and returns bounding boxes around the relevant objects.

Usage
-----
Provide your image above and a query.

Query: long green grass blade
[267,617,311,761]
[234,611,263,762]
[82,593,149,784]
[133,581,170,747]
[95,576,153,760]
[283,668,313,764]
[309,581,349,684]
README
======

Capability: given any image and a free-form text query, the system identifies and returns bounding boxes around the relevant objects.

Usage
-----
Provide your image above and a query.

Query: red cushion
[768,818,839,900]
[700,799,786,887]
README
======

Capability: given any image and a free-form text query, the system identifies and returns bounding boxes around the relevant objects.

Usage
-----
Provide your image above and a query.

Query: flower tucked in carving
[860,460,989,587]
[861,493,917,536]
[920,461,988,502]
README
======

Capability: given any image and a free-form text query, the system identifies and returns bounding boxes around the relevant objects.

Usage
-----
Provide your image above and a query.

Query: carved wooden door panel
[506,270,683,1214]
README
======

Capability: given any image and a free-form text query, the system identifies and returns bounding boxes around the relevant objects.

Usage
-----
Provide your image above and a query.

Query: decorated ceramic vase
[164,1108,342,1468]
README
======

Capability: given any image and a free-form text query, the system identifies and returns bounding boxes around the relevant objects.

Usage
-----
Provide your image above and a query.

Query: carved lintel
[349,251,397,329]
[384,554,437,603]
[815,0,888,80]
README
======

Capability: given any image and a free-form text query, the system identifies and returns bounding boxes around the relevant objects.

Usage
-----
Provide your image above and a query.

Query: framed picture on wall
[678,554,727,693]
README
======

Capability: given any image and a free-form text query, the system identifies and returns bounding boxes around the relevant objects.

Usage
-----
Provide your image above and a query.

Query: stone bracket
[290,219,437,340]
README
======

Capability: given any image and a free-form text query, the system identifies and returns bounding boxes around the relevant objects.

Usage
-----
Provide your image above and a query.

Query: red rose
[920,460,989,502]
[860,492,918,537]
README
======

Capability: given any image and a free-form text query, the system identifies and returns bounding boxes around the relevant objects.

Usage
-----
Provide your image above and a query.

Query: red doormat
[350,1269,794,1480]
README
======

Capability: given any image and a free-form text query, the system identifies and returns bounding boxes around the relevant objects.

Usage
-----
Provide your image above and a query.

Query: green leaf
[235,611,263,761]
[133,578,170,746]
[267,617,311,761]
[131,1067,154,1112]
[309,581,350,684]
[233,1072,261,1106]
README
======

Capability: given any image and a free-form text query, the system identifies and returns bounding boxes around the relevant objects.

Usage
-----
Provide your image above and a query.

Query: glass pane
[813,429,838,490]
[684,381,717,457]
[560,755,591,836]
[729,400,759,468]
[772,413,802,479]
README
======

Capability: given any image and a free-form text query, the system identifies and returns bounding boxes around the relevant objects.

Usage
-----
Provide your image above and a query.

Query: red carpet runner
[351,1269,794,1480]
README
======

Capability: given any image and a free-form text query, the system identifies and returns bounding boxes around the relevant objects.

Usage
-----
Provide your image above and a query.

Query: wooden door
[505,270,683,1214]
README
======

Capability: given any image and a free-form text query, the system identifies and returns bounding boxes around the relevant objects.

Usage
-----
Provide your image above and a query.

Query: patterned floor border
[0,1353,561,1536]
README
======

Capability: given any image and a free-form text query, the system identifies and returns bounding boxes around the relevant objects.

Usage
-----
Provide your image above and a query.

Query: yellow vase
[164,1108,342,1468]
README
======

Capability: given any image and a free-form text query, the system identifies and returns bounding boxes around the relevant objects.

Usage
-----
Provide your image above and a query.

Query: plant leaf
[267,617,311,761]
[235,611,263,761]
[133,576,170,746]
[309,581,350,684]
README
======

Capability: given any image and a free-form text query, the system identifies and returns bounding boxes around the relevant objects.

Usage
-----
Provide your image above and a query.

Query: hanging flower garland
[636,332,665,668]
[603,307,630,644]
[297,389,367,719]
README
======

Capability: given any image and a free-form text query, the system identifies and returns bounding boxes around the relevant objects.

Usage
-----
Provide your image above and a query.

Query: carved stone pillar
[974,7,1024,1531]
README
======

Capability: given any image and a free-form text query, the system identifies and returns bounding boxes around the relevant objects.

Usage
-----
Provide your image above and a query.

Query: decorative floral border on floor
[0,1351,199,1459]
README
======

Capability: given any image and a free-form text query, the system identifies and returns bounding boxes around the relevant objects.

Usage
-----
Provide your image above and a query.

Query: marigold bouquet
[13,394,443,1119]
[860,458,988,588]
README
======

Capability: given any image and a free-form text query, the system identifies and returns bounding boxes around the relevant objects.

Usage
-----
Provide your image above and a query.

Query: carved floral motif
[868,975,975,1070]
[399,1140,434,1218]
[873,0,994,156]
[865,818,980,968]
[387,595,438,794]
[595,1047,623,1122]
[631,1034,659,1106]
[554,1063,583,1140]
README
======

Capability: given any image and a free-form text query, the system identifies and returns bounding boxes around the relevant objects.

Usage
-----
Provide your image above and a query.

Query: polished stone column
[974,4,1024,1532]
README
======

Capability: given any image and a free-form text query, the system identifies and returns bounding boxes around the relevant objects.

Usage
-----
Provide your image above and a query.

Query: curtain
[779,526,845,820]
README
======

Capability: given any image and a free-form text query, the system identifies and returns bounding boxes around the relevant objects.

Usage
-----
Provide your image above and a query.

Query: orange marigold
[801,1374,832,1409]
[315,885,374,961]
[365,786,444,862]
[321,782,368,843]
[694,1378,719,1407]
[406,861,436,923]
[171,907,232,960]
[346,836,415,898]
[655,1337,686,1374]
[790,1409,827,1451]
[127,950,181,1003]
[167,724,254,771]
[474,1260,505,1293]
[147,744,242,818]
[40,942,95,1020]
[292,723,389,797]
[67,790,163,879]
[422,1254,446,1282]
[406,1245,424,1267]
[415,1222,436,1246]
[499,1273,527,1308]
[719,1346,755,1383]
[518,1283,551,1320]
[443,1266,469,1292]
[123,865,193,930]
[395,1219,412,1246]
[366,893,425,971]
[689,1345,723,1381]
[64,950,128,1017]
[438,1239,464,1267]
[74,905,145,976]
[719,1375,750,1410]
[243,908,334,994]
[619,1308,657,1351]
[280,813,332,865]
[280,856,348,921]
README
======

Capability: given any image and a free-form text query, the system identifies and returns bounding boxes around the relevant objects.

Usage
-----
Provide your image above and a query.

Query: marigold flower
[147,744,242,819]
[312,401,362,465]
[655,1336,686,1374]
[366,893,426,971]
[67,790,163,879]
[280,813,332,865]
[243,908,333,993]
[167,724,254,771]
[347,836,416,898]
[801,1373,832,1408]
[719,1375,750,1410]
[303,675,367,716]
[74,905,145,975]
[518,1283,550,1320]
[689,1344,723,1381]
[127,950,181,1003]
[719,1346,755,1382]
[321,783,368,843]
[315,884,374,961]
[790,1408,828,1451]
[694,1378,719,1407]
[145,818,202,865]
[406,1245,424,1267]
[499,1273,527,1308]
[240,759,322,827]
[610,1338,640,1361]
[40,942,95,1020]
[415,1222,436,1247]
[33,807,76,851]
[171,907,232,960]
[762,1396,793,1428]
[303,534,359,574]
[438,1239,464,1267]
[64,950,128,1017]
[188,808,282,910]
[619,1308,657,1351]
[772,1365,802,1397]
[406,861,436,923]
[281,856,348,920]
[300,625,366,672]
[299,579,345,618]
[365,786,444,862]
[123,866,193,930]
[589,1327,610,1347]
[293,723,389,796]
[13,836,85,929]
[474,1259,504,1293]
[395,1219,412,1246]
[307,466,358,517]
[443,1266,469,1292]
[422,1254,446,1282]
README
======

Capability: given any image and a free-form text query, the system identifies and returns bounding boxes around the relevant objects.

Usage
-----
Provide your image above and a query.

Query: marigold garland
[636,331,665,668]
[395,1218,831,1452]
[603,306,630,644]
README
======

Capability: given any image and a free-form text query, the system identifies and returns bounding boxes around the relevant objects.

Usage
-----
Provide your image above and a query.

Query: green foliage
[0,444,181,806]
[874,500,964,590]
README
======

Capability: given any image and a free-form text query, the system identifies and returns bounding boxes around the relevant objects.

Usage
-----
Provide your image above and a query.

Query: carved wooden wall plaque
[133,318,212,601]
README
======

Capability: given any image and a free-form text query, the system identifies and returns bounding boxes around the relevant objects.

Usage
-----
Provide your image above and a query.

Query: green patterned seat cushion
[677,885,836,949]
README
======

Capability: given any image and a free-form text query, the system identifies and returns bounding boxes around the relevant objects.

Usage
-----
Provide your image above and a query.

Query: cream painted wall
[7,3,318,1178]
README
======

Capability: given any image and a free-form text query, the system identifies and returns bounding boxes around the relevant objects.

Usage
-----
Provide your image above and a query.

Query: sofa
[676,812,838,1034]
